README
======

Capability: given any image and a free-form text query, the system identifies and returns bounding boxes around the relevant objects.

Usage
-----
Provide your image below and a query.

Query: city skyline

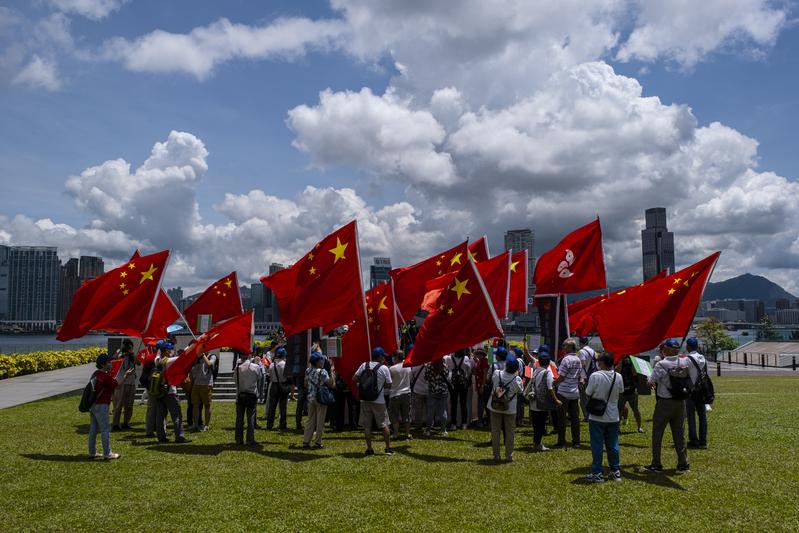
[1,2,798,294]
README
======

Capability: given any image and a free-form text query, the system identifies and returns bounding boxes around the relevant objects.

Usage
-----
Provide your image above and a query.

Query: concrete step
[133,372,244,402]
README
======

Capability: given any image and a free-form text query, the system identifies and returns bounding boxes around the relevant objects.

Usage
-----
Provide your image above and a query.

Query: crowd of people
[83,335,714,483]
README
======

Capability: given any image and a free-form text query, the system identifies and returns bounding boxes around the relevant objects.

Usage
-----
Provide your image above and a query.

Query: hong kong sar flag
[534,218,606,295]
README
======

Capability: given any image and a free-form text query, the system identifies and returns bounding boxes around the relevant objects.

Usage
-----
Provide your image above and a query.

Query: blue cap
[161,342,174,350]
[686,337,699,349]
[495,346,508,360]
[511,347,523,357]
[96,353,110,367]
[155,340,165,349]
[580,336,590,345]
[664,338,680,348]
[505,354,520,373]
[538,353,551,365]
[275,347,287,358]
[538,344,550,354]
[310,352,324,365]
[372,347,386,359]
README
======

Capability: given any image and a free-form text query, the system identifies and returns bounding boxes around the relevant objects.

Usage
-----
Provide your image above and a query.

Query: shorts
[191,384,213,405]
[389,393,411,424]
[619,389,638,412]
[359,401,390,430]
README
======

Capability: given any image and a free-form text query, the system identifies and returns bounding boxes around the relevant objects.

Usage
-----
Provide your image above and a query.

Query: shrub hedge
[0,347,105,380]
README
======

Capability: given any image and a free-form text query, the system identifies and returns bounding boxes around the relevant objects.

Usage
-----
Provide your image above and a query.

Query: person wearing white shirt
[389,350,413,440]
[554,339,584,448]
[410,363,429,428]
[487,355,524,462]
[578,337,597,421]
[684,337,709,449]
[645,339,690,473]
[354,348,394,456]
[528,351,561,452]
[584,353,624,483]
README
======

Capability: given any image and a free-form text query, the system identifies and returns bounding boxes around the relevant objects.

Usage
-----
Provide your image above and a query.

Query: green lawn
[1,376,797,532]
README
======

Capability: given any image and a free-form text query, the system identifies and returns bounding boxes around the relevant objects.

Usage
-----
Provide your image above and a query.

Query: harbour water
[0,335,108,355]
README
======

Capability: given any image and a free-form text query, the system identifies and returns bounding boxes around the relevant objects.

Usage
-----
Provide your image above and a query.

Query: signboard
[197,314,212,333]
[324,336,342,358]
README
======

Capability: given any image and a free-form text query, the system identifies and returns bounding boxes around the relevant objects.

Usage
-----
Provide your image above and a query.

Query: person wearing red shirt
[88,353,133,460]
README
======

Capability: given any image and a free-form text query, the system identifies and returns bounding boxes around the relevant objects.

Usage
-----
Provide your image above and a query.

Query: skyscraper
[641,207,675,281]
[264,263,285,322]
[167,287,184,311]
[79,255,104,282]
[504,229,537,328]
[251,282,265,322]
[0,245,9,321]
[370,257,392,290]
[7,246,60,331]
[58,258,81,321]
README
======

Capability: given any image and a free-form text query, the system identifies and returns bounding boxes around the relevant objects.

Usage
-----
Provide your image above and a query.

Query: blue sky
[1,0,798,292]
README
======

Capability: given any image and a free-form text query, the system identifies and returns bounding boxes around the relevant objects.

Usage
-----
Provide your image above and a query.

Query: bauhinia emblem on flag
[391,241,469,321]
[404,258,503,367]
[468,236,490,263]
[534,218,606,295]
[508,250,529,313]
[183,271,243,334]
[261,220,366,337]
[57,250,170,341]
[366,281,399,354]
[592,252,720,360]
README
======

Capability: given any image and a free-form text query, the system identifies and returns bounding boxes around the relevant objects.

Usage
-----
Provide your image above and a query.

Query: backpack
[410,366,424,393]
[491,371,516,411]
[450,357,469,392]
[687,355,715,405]
[312,370,336,406]
[532,367,556,411]
[148,368,168,399]
[667,360,692,401]
[357,362,383,401]
[78,372,98,413]
[139,360,155,389]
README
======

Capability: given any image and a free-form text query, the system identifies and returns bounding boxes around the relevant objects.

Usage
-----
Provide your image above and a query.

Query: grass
[0,376,797,532]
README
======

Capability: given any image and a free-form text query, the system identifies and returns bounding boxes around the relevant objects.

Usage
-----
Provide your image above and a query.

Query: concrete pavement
[0,362,96,409]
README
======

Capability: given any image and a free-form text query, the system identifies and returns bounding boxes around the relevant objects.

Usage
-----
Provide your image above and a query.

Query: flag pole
[679,252,720,350]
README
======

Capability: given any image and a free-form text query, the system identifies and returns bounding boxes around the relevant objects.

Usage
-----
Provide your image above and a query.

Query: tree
[696,317,738,357]
[757,315,778,341]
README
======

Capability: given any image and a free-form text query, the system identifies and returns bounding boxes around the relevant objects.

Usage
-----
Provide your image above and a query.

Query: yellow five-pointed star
[139,264,157,284]
[377,296,388,312]
[450,252,463,266]
[308,253,315,261]
[120,271,127,279]
[673,278,682,284]
[127,262,135,270]
[119,283,126,289]
[225,278,232,289]
[447,307,454,316]
[683,280,691,287]
[667,288,676,295]
[329,237,348,263]
[468,250,477,262]
[450,277,471,300]
[309,266,317,276]
[436,260,442,266]
[510,261,519,273]
[122,289,129,296]
[616,290,626,295]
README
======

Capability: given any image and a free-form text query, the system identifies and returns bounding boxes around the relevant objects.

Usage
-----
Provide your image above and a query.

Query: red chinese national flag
[391,241,469,321]
[339,306,371,396]
[183,271,243,334]
[142,290,181,339]
[592,252,720,359]
[534,219,606,295]
[468,236,490,263]
[476,251,511,320]
[366,281,399,354]
[164,311,254,386]
[568,270,668,336]
[404,259,503,367]
[57,250,170,341]
[508,250,529,313]
[261,221,365,337]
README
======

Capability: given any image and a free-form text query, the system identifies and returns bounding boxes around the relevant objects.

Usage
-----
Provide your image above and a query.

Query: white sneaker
[533,444,549,452]
[201,425,209,432]
[103,453,120,460]
[442,430,449,437]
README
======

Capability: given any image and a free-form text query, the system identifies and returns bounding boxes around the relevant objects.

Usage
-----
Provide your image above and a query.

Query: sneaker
[157,437,170,443]
[643,464,663,473]
[493,456,501,462]
[103,453,120,460]
[552,442,568,449]
[609,470,622,482]
[364,448,375,456]
[384,448,394,456]
[533,444,549,452]
[174,436,191,444]
[637,427,645,434]
[201,425,209,432]
[461,424,468,430]
[676,463,691,473]
[585,473,605,483]
[302,443,311,449]
[313,443,324,449]
[442,431,449,438]
[188,425,199,433]
[687,441,700,449]
[405,434,413,441]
